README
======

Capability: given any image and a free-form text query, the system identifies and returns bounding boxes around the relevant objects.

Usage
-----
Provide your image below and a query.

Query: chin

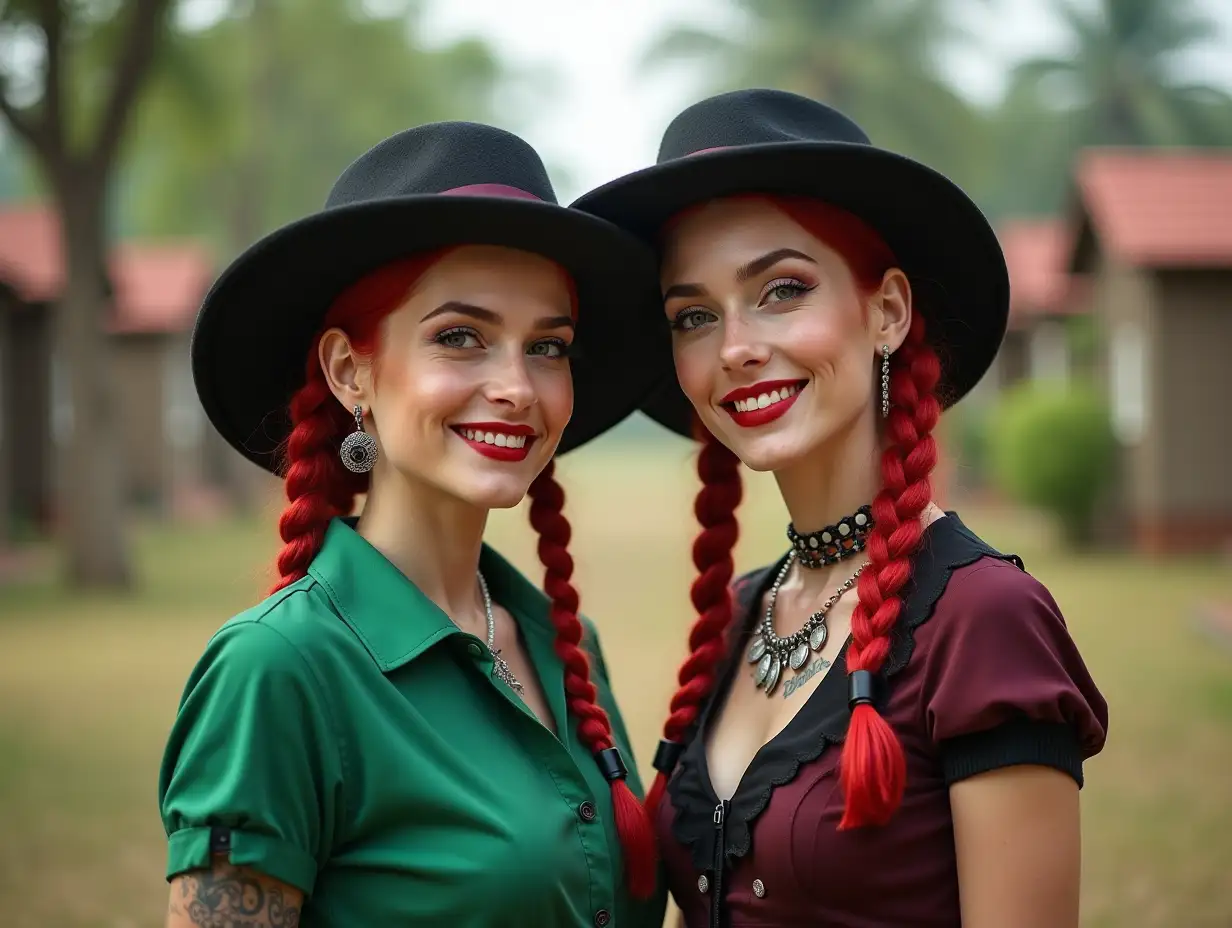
[451,470,537,510]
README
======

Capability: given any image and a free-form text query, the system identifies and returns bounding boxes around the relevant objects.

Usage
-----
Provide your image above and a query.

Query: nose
[483,353,537,412]
[717,314,771,372]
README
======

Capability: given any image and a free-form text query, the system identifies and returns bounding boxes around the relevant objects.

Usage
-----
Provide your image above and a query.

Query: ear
[868,267,913,354]
[318,327,373,413]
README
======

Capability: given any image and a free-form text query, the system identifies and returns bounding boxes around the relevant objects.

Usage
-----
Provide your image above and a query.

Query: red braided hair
[271,253,445,593]
[528,461,658,898]
[644,426,742,819]
[648,196,942,832]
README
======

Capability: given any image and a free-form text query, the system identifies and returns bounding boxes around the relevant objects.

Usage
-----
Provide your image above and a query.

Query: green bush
[989,383,1117,546]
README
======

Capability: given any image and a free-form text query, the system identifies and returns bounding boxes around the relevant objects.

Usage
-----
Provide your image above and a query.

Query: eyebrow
[421,301,574,330]
[662,248,818,302]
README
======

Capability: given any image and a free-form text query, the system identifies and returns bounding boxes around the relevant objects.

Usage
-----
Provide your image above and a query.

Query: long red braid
[270,253,657,898]
[644,428,742,819]
[648,196,943,831]
[528,462,658,897]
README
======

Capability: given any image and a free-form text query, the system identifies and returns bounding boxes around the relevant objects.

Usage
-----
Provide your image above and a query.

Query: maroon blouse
[657,513,1108,927]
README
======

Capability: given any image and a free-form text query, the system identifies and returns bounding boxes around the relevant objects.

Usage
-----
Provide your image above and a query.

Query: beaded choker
[786,504,874,569]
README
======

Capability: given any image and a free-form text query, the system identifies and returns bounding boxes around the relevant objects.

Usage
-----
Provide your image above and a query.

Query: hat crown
[324,121,559,210]
[657,89,870,163]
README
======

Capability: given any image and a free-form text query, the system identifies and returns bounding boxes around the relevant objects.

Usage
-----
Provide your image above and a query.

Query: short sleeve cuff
[940,717,1084,788]
[166,825,320,895]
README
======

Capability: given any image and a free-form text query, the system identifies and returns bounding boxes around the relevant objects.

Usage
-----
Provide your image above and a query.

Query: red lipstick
[451,422,537,462]
[719,379,806,428]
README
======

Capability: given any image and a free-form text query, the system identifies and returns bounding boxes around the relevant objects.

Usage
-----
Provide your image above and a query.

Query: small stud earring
[880,345,891,419]
[340,404,378,473]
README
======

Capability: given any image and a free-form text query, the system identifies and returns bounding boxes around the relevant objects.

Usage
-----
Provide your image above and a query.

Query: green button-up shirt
[159,517,666,928]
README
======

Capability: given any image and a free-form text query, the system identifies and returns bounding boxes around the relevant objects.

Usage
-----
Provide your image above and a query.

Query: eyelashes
[668,276,816,332]
[433,326,571,358]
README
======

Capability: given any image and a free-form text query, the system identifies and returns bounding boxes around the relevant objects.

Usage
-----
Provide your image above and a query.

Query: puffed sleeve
[919,558,1108,787]
[158,618,345,894]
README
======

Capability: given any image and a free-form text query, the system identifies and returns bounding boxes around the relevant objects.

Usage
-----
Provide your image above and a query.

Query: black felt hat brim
[191,194,671,473]
[572,141,1010,440]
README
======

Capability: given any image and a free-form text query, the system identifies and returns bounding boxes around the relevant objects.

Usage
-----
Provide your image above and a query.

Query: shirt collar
[308,517,554,672]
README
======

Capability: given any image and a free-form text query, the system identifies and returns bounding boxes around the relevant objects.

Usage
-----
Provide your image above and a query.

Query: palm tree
[642,0,986,187]
[1010,0,1232,147]
[988,0,1232,216]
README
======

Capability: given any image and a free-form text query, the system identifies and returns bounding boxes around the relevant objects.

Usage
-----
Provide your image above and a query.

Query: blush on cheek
[531,367,573,441]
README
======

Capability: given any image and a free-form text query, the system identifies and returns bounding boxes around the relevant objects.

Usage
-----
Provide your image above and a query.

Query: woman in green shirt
[159,122,668,928]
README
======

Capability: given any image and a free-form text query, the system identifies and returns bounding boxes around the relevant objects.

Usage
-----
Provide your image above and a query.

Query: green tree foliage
[119,0,511,254]
[642,0,987,191]
[986,0,1232,217]
[990,383,1117,546]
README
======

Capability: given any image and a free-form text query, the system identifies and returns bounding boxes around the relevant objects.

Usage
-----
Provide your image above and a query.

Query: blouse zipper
[711,800,728,928]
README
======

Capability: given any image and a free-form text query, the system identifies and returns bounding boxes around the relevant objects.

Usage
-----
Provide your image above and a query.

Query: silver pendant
[492,650,525,695]
[809,623,828,652]
[747,637,767,663]
[762,657,782,696]
[755,653,772,685]
[789,642,811,670]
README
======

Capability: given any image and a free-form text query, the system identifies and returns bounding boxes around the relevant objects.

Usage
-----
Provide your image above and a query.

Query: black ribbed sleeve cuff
[940,718,1085,788]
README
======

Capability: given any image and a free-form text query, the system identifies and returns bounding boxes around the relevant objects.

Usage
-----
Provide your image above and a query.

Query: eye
[528,337,571,359]
[761,277,814,304]
[670,307,717,332]
[435,326,481,349]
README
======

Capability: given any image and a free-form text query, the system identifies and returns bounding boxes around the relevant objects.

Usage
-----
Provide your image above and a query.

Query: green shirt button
[594,910,612,927]
[578,800,597,822]
[467,642,483,658]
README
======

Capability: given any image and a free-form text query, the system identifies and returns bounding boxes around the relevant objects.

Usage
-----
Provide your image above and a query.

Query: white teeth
[732,384,800,413]
[458,429,527,449]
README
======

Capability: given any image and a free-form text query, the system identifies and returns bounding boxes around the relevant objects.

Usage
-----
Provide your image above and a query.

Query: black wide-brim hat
[191,121,669,473]
[571,89,1010,440]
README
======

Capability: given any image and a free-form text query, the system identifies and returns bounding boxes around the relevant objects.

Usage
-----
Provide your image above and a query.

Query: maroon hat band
[442,183,544,201]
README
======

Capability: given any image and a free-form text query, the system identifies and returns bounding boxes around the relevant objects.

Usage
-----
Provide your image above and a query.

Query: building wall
[112,334,170,508]
[1,299,53,530]
[1143,268,1232,550]
[1089,255,1160,537]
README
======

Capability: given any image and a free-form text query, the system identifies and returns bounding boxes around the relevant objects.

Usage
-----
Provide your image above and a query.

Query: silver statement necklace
[476,572,525,697]
[746,551,865,698]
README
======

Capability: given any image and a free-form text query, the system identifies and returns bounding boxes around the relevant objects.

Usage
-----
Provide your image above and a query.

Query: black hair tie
[652,739,684,774]
[595,747,629,782]
[848,670,876,709]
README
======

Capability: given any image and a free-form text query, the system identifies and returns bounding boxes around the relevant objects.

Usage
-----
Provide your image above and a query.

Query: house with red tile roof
[0,204,253,537]
[995,218,1089,390]
[1067,148,1232,554]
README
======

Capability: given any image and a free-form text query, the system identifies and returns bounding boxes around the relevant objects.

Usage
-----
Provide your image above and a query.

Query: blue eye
[670,308,717,332]
[436,326,481,349]
[762,278,814,304]
[529,338,571,359]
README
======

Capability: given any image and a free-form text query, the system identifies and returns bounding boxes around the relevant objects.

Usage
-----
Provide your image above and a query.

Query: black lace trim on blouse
[665,512,1028,871]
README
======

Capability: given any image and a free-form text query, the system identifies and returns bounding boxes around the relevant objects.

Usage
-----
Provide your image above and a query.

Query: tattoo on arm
[167,859,302,927]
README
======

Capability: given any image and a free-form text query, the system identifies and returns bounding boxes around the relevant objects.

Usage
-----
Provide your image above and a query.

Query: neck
[355,463,489,636]
[774,409,882,538]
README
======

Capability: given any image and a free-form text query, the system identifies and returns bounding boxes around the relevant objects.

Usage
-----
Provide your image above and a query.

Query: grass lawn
[2,445,1230,927]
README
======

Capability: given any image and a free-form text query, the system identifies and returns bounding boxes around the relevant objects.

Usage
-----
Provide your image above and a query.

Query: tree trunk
[52,168,132,588]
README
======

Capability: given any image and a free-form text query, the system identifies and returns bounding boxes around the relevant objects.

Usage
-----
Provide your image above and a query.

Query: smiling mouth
[451,424,537,462]
[720,380,807,428]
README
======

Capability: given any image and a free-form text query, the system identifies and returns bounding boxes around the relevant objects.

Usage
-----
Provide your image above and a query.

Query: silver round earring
[340,405,378,473]
[880,345,891,419]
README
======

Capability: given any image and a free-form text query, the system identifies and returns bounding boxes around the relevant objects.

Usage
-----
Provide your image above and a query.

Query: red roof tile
[109,242,212,334]
[0,203,212,332]
[0,205,62,302]
[1077,149,1232,267]
[999,218,1074,325]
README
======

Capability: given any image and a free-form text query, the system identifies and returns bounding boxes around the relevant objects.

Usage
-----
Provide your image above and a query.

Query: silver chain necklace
[746,551,865,698]
[476,572,525,697]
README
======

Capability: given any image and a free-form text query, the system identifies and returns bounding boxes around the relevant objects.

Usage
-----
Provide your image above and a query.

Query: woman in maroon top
[574,89,1109,926]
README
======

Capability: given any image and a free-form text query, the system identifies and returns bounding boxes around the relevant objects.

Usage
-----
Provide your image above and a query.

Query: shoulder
[191,577,343,691]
